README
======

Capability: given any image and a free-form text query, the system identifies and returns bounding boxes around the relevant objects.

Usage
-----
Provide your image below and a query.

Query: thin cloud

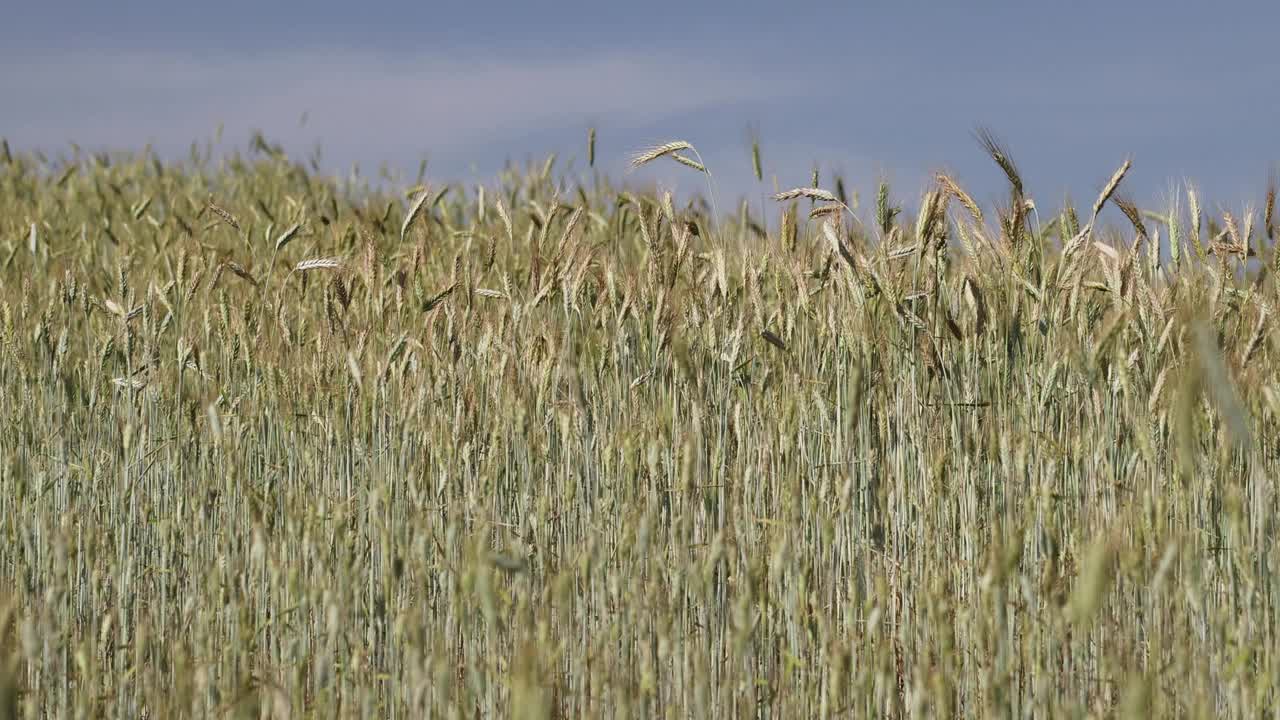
[1,49,809,155]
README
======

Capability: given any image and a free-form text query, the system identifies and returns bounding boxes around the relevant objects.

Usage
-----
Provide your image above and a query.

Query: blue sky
[6,1,1279,214]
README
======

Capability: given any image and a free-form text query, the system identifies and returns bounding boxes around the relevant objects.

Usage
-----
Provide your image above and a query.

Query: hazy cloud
[1,50,802,157]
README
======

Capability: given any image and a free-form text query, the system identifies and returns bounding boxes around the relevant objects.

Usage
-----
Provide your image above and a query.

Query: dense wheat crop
[0,133,1278,718]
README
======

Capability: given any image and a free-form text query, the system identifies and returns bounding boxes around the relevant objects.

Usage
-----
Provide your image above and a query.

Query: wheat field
[0,133,1277,718]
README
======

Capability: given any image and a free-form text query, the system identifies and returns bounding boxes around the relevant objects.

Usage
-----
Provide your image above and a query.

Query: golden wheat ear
[936,173,983,224]
[628,141,693,169]
[773,187,838,203]
[294,258,342,272]
[1090,159,1131,225]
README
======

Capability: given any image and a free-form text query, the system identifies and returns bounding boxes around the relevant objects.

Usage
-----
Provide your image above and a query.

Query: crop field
[0,132,1277,718]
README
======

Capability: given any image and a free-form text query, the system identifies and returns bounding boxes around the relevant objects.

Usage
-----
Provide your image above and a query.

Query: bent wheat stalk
[274,257,344,313]
[774,187,863,227]
[629,140,722,242]
[629,142,694,168]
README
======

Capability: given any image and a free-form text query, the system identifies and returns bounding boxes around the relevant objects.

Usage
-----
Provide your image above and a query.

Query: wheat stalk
[402,187,432,242]
[936,173,983,224]
[1090,159,1131,224]
[774,187,839,203]
[629,141,693,169]
[206,202,242,231]
[751,136,763,182]
[295,258,342,272]
[1265,174,1276,241]
[1242,310,1268,365]
[555,206,585,259]
[974,127,1023,196]
[760,330,788,353]
[809,204,845,220]
[629,140,722,241]
[1188,183,1205,259]
[671,153,706,173]
[1112,195,1149,242]
[224,261,259,288]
